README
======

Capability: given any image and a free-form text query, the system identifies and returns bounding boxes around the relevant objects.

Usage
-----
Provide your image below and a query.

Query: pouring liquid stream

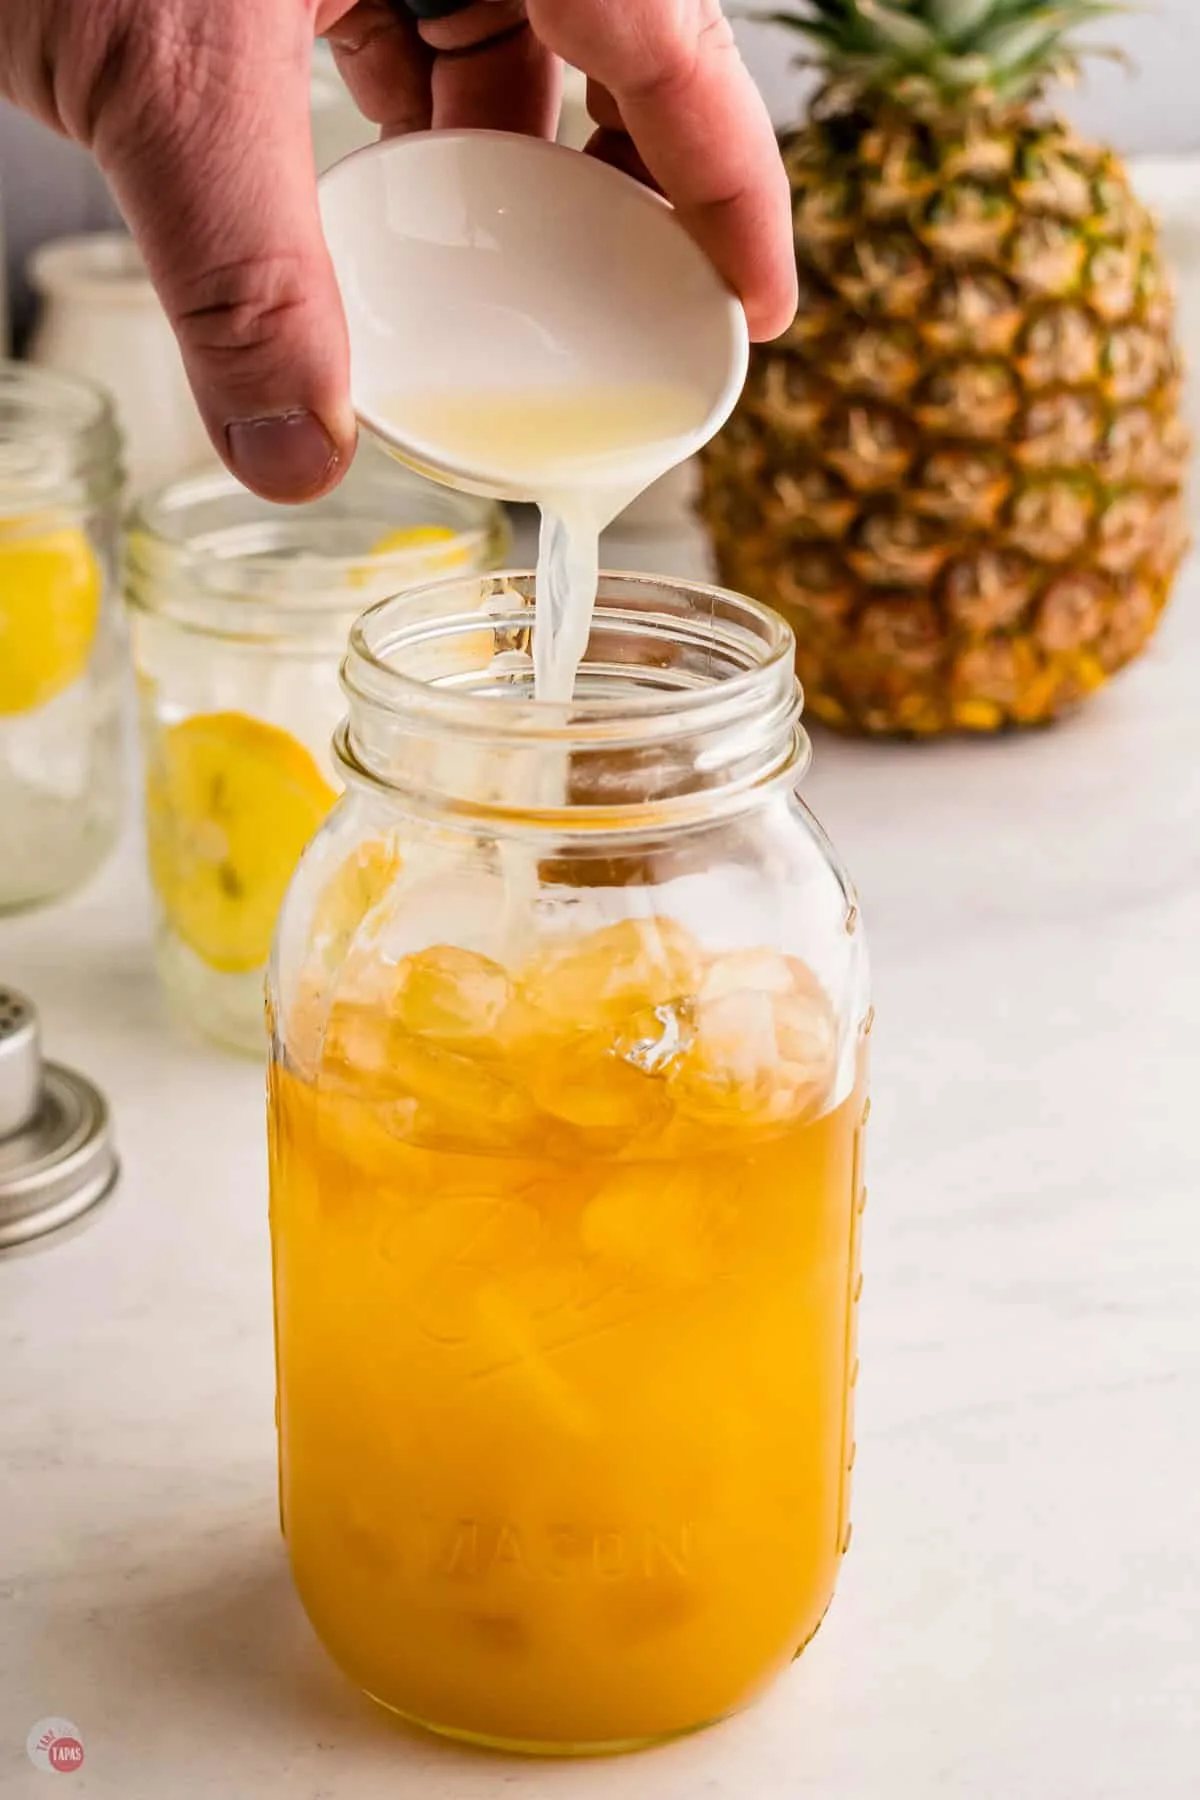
[383,382,713,934]
[387,383,708,702]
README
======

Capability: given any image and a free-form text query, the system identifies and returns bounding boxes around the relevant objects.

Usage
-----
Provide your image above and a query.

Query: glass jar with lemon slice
[124,447,509,1053]
[0,363,125,912]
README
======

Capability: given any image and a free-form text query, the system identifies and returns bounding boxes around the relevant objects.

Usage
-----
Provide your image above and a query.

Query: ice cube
[321,998,543,1155]
[389,945,512,1052]
[528,1036,669,1150]
[389,1037,544,1154]
[668,952,839,1131]
[316,1084,429,1200]
[469,1287,598,1435]
[319,996,393,1084]
[519,917,704,1032]
[613,999,695,1076]
[580,1162,733,1288]
[698,949,797,1002]
[408,1192,544,1344]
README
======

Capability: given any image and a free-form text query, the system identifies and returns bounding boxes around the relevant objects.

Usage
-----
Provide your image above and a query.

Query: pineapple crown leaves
[753,0,1135,105]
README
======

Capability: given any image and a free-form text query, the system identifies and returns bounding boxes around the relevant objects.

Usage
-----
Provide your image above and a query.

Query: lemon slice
[147,712,337,974]
[355,524,472,583]
[0,520,102,715]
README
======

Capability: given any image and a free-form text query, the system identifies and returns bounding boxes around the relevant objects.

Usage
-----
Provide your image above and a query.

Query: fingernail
[226,409,340,500]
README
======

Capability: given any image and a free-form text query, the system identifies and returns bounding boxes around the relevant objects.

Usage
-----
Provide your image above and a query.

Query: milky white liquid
[383,384,713,944]
[388,384,708,703]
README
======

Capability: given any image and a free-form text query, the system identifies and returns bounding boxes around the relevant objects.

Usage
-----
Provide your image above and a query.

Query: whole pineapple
[700,0,1190,735]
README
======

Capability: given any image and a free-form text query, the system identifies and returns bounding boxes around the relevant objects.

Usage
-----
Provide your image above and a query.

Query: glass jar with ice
[266,570,871,1752]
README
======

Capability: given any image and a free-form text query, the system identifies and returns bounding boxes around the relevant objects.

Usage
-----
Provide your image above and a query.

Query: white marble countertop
[3,510,1200,1799]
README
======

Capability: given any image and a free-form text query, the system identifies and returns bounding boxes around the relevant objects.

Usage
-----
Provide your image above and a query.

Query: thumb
[88,6,355,502]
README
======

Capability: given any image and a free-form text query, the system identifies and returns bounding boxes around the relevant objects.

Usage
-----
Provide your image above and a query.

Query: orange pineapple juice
[269,917,867,1750]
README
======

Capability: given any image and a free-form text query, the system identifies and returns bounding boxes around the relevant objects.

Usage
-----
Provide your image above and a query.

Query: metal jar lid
[0,987,118,1251]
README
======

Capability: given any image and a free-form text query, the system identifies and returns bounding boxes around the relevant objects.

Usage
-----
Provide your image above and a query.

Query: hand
[329,3,797,339]
[0,1,795,503]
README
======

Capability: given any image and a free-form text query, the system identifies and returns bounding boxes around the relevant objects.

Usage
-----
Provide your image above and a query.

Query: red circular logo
[48,1739,85,1773]
[26,1720,85,1776]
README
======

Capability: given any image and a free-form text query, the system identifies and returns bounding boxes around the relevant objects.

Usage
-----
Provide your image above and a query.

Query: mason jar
[124,449,509,1053]
[267,571,871,1753]
[0,362,125,912]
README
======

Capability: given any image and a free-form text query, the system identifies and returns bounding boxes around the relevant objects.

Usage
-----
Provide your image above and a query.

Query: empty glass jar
[124,448,509,1052]
[267,571,871,1753]
[0,363,125,912]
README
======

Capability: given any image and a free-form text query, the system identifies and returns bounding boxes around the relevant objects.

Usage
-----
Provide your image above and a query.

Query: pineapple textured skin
[700,1,1190,736]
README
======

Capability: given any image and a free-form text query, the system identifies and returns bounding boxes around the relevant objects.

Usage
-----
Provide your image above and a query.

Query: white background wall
[735,0,1200,153]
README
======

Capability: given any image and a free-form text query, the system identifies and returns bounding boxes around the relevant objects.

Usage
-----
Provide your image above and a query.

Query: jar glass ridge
[268,571,871,1754]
